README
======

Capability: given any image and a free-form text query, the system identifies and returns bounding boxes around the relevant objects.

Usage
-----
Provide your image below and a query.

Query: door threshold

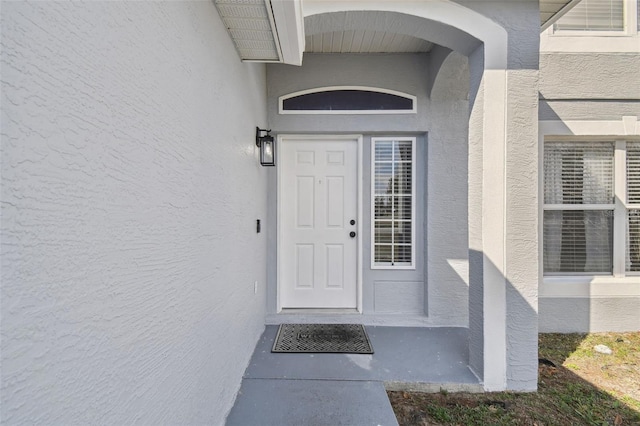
[280,308,360,314]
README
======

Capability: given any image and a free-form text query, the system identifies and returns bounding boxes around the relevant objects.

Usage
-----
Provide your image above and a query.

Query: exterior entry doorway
[278,135,362,309]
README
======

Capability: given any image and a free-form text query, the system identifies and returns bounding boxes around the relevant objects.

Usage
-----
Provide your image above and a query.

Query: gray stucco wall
[540,53,640,101]
[539,298,640,332]
[1,2,267,424]
[266,53,470,325]
[539,51,640,121]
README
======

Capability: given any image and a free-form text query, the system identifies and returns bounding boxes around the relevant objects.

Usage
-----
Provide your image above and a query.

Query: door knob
[350,219,356,225]
[349,231,356,238]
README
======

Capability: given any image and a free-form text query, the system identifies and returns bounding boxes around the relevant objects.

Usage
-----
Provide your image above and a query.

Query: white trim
[357,138,364,312]
[541,276,640,297]
[278,86,417,115]
[540,31,640,52]
[540,119,640,137]
[370,137,417,270]
[540,120,640,289]
[544,204,615,210]
[276,134,364,313]
[263,0,284,62]
[482,69,507,392]
[269,0,305,66]
[614,140,627,276]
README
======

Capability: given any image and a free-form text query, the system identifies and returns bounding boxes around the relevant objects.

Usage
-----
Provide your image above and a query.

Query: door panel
[280,137,358,308]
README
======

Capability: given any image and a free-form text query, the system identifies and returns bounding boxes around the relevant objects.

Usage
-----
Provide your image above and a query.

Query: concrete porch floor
[225,325,482,426]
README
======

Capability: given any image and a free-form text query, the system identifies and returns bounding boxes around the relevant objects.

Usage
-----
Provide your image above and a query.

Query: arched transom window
[279,86,417,115]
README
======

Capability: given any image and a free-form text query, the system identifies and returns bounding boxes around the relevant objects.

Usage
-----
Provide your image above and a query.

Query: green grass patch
[388,332,640,426]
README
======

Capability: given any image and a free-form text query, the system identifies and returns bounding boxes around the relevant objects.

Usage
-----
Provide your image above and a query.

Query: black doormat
[271,324,374,354]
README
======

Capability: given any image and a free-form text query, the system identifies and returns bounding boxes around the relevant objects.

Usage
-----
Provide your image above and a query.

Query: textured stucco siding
[540,100,640,121]
[539,298,640,332]
[426,51,471,326]
[503,3,540,390]
[540,53,640,100]
[505,70,540,391]
[1,2,267,425]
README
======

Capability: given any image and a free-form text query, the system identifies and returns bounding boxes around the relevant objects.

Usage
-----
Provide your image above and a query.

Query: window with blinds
[372,138,415,268]
[544,140,640,276]
[627,142,640,272]
[554,0,625,31]
[543,142,615,274]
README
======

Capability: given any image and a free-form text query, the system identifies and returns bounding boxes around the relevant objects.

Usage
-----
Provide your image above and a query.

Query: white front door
[279,136,359,308]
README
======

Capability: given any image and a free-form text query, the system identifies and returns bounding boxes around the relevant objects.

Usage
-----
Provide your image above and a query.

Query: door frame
[276,134,364,313]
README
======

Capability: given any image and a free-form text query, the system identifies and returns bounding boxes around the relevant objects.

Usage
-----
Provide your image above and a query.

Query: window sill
[540,34,640,53]
[371,265,416,270]
[541,276,640,298]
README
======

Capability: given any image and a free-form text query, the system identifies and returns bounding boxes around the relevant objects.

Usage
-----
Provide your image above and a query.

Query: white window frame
[370,137,416,270]
[539,118,640,299]
[543,140,618,276]
[278,86,417,115]
[540,0,639,52]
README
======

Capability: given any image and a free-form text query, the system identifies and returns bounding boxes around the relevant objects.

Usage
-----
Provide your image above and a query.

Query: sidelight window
[371,137,416,268]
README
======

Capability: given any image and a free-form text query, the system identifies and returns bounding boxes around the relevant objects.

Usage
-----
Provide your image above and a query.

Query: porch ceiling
[215,0,575,61]
[305,31,433,54]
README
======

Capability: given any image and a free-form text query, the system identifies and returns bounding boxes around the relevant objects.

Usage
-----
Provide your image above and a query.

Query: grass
[388,332,640,425]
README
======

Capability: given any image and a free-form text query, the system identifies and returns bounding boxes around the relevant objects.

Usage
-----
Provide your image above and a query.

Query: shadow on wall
[468,249,538,391]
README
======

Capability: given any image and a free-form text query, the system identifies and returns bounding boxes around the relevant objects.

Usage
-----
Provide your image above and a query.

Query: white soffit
[305,31,433,53]
[214,0,304,65]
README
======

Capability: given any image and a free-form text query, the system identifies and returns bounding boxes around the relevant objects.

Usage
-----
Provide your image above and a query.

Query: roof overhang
[540,0,580,31]
[214,0,305,65]
[215,0,577,63]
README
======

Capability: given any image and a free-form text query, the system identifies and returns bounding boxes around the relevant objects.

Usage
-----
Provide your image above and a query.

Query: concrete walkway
[226,325,481,426]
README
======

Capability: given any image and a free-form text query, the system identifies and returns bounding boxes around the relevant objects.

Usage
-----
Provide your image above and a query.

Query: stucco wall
[540,53,640,101]
[539,298,640,332]
[539,52,640,122]
[265,53,470,325]
[1,2,267,424]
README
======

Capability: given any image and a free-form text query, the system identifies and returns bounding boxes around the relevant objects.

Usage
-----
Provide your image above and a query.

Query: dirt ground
[388,333,640,426]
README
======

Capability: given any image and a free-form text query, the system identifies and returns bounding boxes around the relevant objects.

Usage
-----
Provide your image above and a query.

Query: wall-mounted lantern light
[256,127,275,166]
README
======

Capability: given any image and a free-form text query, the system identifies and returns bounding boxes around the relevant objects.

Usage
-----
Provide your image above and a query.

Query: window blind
[627,142,640,204]
[628,210,640,272]
[627,142,640,272]
[543,142,615,274]
[544,142,614,204]
[554,0,624,31]
[372,139,414,266]
[544,210,614,273]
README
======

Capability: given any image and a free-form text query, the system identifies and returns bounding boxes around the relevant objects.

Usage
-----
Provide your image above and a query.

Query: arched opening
[267,0,539,392]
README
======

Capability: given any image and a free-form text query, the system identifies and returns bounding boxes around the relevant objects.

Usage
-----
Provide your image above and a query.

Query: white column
[481,69,508,391]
